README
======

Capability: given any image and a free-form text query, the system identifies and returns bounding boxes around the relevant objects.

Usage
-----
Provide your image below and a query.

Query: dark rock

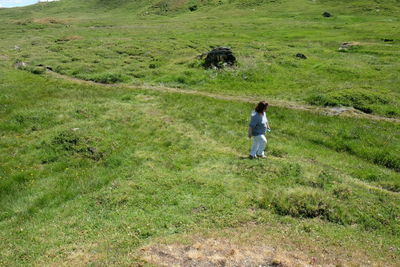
[202,47,236,69]
[322,12,332,17]
[296,53,307,59]
[338,42,351,51]
[188,5,197,11]
[383,38,394,42]
[46,66,53,71]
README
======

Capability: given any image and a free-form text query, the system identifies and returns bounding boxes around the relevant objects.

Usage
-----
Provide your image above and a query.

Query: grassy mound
[307,89,397,116]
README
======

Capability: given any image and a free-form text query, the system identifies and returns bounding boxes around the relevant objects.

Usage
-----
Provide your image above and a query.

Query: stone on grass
[15,61,27,69]
[296,53,307,59]
[202,47,236,69]
[322,12,332,17]
[189,5,197,11]
[338,42,358,52]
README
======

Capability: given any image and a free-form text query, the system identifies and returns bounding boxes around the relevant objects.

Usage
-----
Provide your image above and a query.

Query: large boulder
[203,47,236,69]
[322,12,332,17]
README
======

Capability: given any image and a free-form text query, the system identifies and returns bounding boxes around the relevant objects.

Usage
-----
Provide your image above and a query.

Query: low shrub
[27,66,46,75]
[303,171,336,189]
[278,162,302,178]
[50,130,104,161]
[332,184,352,199]
[268,187,333,219]
[371,151,400,172]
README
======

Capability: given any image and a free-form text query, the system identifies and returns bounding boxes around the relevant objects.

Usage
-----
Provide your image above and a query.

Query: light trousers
[250,134,267,157]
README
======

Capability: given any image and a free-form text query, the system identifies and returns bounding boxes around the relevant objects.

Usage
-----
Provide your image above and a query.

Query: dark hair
[255,101,268,113]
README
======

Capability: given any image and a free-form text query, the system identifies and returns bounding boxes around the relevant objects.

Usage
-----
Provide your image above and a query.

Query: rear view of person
[248,101,271,159]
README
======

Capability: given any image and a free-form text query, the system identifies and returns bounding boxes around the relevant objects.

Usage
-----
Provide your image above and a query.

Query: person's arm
[248,113,257,138]
[266,114,271,131]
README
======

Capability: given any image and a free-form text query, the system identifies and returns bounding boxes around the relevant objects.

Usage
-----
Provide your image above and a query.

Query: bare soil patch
[139,224,398,267]
[141,237,308,267]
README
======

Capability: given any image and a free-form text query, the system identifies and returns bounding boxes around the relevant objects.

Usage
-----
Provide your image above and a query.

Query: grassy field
[1,0,399,117]
[0,0,399,266]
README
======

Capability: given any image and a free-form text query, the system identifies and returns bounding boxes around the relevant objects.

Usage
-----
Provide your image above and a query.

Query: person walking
[248,101,271,159]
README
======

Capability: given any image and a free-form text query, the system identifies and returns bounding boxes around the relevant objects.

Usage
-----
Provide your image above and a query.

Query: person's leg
[249,136,261,157]
[256,135,267,156]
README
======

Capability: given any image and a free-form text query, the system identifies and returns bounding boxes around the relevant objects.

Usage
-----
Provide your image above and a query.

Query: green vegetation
[0,0,399,265]
[1,0,399,117]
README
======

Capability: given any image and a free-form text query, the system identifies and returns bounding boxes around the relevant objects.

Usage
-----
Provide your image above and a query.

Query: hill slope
[1,0,400,117]
[0,0,399,266]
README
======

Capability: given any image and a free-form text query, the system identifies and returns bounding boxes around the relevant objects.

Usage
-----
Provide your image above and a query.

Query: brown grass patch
[55,36,82,42]
[141,237,310,267]
[33,18,67,25]
[38,244,105,267]
[14,18,68,25]
[140,224,399,267]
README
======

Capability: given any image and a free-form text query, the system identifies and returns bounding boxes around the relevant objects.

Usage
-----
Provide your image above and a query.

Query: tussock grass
[1,0,399,117]
[0,0,400,265]
[0,63,399,266]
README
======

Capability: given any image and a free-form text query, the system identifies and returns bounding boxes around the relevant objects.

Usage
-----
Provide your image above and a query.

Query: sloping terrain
[1,0,399,117]
[0,0,399,266]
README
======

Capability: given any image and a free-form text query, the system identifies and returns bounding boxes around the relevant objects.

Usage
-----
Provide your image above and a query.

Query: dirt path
[46,70,400,124]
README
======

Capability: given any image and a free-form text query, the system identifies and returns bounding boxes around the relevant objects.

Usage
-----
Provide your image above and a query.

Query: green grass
[0,0,400,265]
[0,62,399,265]
[0,0,399,117]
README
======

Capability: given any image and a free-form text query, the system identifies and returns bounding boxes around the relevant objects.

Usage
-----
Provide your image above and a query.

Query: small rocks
[202,47,236,69]
[188,5,197,11]
[339,42,351,51]
[15,61,27,69]
[322,12,332,17]
[295,53,307,59]
[338,42,359,52]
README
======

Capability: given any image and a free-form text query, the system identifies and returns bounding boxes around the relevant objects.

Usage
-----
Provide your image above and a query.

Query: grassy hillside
[1,0,399,117]
[0,0,399,266]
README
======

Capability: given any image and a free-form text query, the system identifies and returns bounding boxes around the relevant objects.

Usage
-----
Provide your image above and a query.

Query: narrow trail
[46,70,400,124]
